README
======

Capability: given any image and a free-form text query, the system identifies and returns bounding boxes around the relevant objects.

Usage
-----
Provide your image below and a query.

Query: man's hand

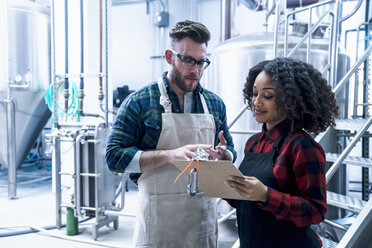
[140,144,210,172]
[224,175,268,202]
[170,144,210,161]
[205,131,232,161]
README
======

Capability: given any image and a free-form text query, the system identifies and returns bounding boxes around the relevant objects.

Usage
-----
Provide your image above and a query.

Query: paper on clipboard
[171,160,246,200]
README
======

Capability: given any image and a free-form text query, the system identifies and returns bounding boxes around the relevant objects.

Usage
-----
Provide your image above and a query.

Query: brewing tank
[204,32,350,165]
[0,1,51,168]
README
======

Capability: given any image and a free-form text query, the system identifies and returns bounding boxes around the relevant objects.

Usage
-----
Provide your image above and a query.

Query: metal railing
[282,0,339,85]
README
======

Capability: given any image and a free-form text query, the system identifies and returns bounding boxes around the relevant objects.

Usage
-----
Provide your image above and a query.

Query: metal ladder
[278,0,372,247]
[315,20,372,248]
[223,1,371,247]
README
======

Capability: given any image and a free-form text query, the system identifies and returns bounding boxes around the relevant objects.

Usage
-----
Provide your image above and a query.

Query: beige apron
[133,78,218,248]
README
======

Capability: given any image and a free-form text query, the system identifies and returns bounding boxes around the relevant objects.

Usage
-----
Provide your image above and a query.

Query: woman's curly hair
[243,57,339,134]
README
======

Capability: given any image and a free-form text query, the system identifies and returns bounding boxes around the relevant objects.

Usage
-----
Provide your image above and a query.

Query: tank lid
[212,32,329,53]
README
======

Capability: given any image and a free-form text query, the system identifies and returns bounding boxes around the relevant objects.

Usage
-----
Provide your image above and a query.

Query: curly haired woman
[225,57,339,248]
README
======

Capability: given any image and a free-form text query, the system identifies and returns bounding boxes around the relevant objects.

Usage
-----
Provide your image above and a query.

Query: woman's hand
[225,176,268,202]
[205,131,232,161]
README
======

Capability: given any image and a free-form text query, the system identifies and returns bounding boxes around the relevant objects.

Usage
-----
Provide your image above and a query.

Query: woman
[225,57,338,248]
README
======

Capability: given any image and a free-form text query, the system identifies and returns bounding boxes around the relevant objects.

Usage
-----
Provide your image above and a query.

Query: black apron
[236,132,320,248]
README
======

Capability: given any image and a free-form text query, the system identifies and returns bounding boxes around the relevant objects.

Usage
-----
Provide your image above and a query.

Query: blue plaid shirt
[106,72,237,177]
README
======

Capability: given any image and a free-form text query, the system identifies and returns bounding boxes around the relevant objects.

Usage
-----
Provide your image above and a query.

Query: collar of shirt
[261,119,291,142]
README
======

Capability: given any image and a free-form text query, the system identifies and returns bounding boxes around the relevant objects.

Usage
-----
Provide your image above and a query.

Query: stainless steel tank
[204,32,350,166]
[0,1,51,168]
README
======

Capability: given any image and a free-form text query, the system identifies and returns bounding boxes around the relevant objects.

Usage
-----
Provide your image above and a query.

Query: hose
[0,223,134,247]
[0,216,91,238]
[0,224,64,238]
[44,79,79,128]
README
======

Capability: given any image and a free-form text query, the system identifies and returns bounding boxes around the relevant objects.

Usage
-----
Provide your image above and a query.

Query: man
[106,20,236,248]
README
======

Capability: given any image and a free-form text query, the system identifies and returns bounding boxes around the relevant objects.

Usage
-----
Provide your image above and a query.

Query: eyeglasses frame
[169,49,211,71]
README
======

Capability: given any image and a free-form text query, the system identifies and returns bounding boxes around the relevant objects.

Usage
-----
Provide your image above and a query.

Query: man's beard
[170,66,199,92]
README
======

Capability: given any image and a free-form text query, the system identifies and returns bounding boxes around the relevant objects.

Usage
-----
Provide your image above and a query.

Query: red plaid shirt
[245,119,327,227]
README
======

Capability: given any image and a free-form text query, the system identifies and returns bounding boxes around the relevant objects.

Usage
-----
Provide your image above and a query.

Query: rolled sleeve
[105,94,142,173]
[258,187,291,216]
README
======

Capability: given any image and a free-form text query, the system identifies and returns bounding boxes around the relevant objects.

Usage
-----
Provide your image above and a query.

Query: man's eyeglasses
[170,49,210,71]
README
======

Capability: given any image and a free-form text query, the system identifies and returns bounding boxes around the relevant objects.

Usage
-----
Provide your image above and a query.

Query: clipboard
[171,160,246,200]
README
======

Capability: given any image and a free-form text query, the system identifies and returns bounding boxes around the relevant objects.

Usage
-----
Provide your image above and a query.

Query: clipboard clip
[187,168,198,196]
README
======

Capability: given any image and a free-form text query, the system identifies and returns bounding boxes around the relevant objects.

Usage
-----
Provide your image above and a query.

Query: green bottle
[66,197,78,235]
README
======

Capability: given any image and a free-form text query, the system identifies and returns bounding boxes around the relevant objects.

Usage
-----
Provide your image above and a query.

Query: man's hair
[169,20,211,48]
[243,57,339,134]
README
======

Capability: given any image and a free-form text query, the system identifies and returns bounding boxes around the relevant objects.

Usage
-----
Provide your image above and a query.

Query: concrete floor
[0,166,238,248]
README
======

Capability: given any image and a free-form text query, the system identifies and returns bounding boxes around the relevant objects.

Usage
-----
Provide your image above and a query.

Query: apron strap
[199,92,210,115]
[157,76,210,115]
[157,77,172,113]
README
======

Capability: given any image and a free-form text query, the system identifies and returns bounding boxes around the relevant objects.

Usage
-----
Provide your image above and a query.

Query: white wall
[111,3,152,91]
[109,0,268,92]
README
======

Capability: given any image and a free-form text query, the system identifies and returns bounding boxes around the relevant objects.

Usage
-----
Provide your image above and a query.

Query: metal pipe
[265,2,276,31]
[5,98,16,199]
[64,0,70,118]
[54,135,62,229]
[284,3,289,56]
[79,0,85,117]
[120,172,125,209]
[228,105,248,129]
[51,0,58,129]
[108,173,126,212]
[323,219,348,231]
[104,210,136,217]
[105,0,109,127]
[239,0,261,10]
[333,45,372,95]
[94,134,100,230]
[98,0,104,105]
[340,0,364,22]
[221,0,235,42]
[2,0,17,199]
[362,6,370,118]
[306,7,312,63]
[353,23,366,117]
[273,0,281,58]
[218,209,236,224]
[56,73,103,78]
[79,173,101,177]
[327,13,334,84]
[329,0,341,88]
[230,130,260,135]
[74,133,85,216]
[321,63,331,76]
[326,116,372,183]
[112,0,152,6]
[17,176,52,185]
[99,104,117,116]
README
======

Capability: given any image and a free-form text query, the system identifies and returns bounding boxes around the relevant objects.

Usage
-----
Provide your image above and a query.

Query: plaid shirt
[106,72,237,175]
[245,119,327,227]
